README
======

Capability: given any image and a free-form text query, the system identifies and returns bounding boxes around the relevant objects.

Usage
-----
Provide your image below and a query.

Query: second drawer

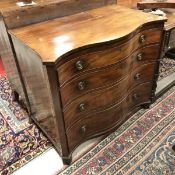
[63,62,156,128]
[60,59,156,108]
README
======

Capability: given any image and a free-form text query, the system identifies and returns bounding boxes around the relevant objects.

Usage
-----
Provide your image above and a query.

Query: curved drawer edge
[66,81,152,131]
[59,43,160,88]
[67,100,151,154]
[54,22,164,66]
[61,62,155,108]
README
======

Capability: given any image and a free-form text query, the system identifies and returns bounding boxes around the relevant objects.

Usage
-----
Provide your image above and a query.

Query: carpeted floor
[0,75,51,175]
[159,58,175,81]
[60,85,175,175]
[0,57,174,175]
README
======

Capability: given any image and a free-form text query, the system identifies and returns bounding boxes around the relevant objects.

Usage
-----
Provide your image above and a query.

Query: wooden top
[163,9,175,30]
[0,0,116,29]
[9,5,166,64]
[0,0,23,10]
[136,0,175,31]
[0,0,85,11]
[0,0,18,10]
[137,0,175,10]
[0,0,51,11]
[117,0,139,8]
[0,0,115,12]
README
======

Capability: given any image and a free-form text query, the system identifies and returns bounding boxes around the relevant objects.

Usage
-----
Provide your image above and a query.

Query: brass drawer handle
[78,103,86,112]
[137,53,143,61]
[80,125,87,133]
[139,34,145,44]
[132,93,139,100]
[77,81,86,91]
[75,60,84,71]
[134,73,141,80]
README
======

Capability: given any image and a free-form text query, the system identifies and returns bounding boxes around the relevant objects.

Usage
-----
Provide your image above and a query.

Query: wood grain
[8,5,166,163]
[63,62,156,129]
[0,16,29,113]
[9,5,166,64]
[1,0,116,29]
[137,1,175,10]
[117,0,139,8]
[67,82,152,151]
[161,9,175,31]
[58,28,161,85]
[11,36,62,153]
[135,1,175,31]
[0,0,117,127]
[60,56,157,108]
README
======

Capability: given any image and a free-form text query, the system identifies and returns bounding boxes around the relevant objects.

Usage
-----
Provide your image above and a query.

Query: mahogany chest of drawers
[8,5,166,164]
[0,0,116,112]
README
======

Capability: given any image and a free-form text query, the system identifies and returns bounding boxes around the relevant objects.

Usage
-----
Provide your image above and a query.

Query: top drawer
[58,27,162,85]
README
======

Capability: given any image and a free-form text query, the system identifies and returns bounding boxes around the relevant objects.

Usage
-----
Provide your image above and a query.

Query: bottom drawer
[67,82,152,152]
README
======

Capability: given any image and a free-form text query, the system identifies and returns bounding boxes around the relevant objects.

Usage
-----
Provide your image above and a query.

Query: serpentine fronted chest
[9,5,166,164]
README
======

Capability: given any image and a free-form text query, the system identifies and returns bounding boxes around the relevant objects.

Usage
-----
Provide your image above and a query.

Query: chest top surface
[0,0,28,10]
[0,0,64,10]
[9,5,166,64]
[164,9,175,30]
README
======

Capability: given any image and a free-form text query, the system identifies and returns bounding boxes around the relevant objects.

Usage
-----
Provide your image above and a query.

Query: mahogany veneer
[0,0,116,115]
[136,1,175,98]
[136,1,175,50]
[0,0,116,29]
[8,5,166,164]
[117,0,139,8]
[137,0,175,10]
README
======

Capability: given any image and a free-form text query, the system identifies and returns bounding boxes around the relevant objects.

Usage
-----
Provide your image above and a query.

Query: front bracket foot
[141,103,151,109]
[62,155,72,165]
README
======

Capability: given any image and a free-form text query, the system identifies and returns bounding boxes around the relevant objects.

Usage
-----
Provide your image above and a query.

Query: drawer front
[60,46,159,107]
[63,63,156,128]
[58,28,161,85]
[66,82,152,151]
